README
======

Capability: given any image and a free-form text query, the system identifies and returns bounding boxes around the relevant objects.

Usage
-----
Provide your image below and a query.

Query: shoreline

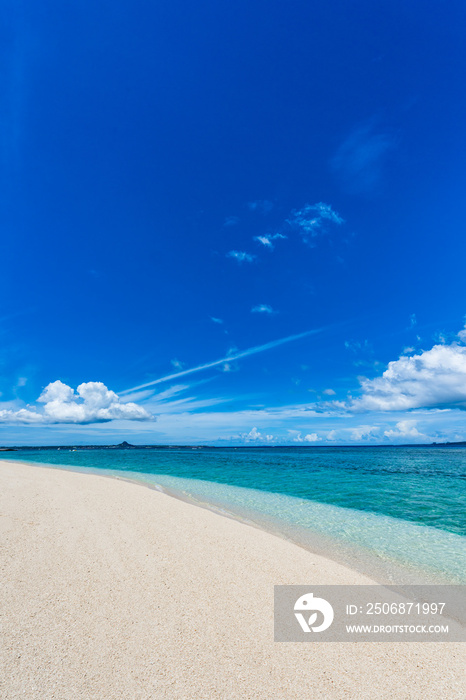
[2,457,464,587]
[1,460,465,698]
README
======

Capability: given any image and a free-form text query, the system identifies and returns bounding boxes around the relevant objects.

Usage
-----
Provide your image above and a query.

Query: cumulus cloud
[0,407,43,424]
[246,426,261,440]
[287,202,344,244]
[0,380,152,425]
[349,333,466,412]
[227,250,256,263]
[351,425,380,441]
[384,420,426,441]
[243,427,275,442]
[322,388,336,396]
[304,433,321,442]
[293,432,321,443]
[251,304,275,315]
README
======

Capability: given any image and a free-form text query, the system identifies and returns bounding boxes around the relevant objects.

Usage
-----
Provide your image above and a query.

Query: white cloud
[410,313,417,327]
[304,433,321,442]
[384,420,426,441]
[287,202,344,243]
[254,235,273,248]
[210,317,224,324]
[351,425,380,441]
[171,358,184,370]
[242,427,275,443]
[0,380,152,425]
[0,407,43,424]
[313,202,344,225]
[293,432,321,443]
[322,388,336,396]
[39,381,76,405]
[251,304,275,314]
[246,426,261,440]
[10,391,462,445]
[227,250,255,263]
[349,336,466,412]
[253,233,287,250]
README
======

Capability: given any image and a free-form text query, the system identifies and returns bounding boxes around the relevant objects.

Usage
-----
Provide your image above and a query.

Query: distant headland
[1,440,466,451]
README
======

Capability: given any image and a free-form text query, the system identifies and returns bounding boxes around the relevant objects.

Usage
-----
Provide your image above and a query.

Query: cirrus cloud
[331,123,396,195]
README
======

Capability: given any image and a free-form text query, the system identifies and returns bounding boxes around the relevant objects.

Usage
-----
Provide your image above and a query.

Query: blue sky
[1,0,466,445]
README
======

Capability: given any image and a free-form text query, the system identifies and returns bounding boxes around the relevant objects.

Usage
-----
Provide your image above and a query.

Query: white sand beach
[0,460,464,699]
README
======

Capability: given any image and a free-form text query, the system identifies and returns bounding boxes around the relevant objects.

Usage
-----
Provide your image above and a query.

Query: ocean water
[2,446,465,584]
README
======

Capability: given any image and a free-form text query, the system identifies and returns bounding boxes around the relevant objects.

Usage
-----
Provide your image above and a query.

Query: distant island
[1,441,466,451]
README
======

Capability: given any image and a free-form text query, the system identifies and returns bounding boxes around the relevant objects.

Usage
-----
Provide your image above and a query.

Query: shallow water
[3,446,465,584]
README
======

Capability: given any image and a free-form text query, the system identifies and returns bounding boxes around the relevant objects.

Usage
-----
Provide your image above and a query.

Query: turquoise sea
[2,446,465,584]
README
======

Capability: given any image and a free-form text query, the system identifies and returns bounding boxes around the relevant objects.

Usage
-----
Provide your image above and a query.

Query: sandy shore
[0,460,464,699]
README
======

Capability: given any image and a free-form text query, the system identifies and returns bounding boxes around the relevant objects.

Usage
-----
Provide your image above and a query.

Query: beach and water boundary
[1,458,465,699]
[2,446,465,586]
